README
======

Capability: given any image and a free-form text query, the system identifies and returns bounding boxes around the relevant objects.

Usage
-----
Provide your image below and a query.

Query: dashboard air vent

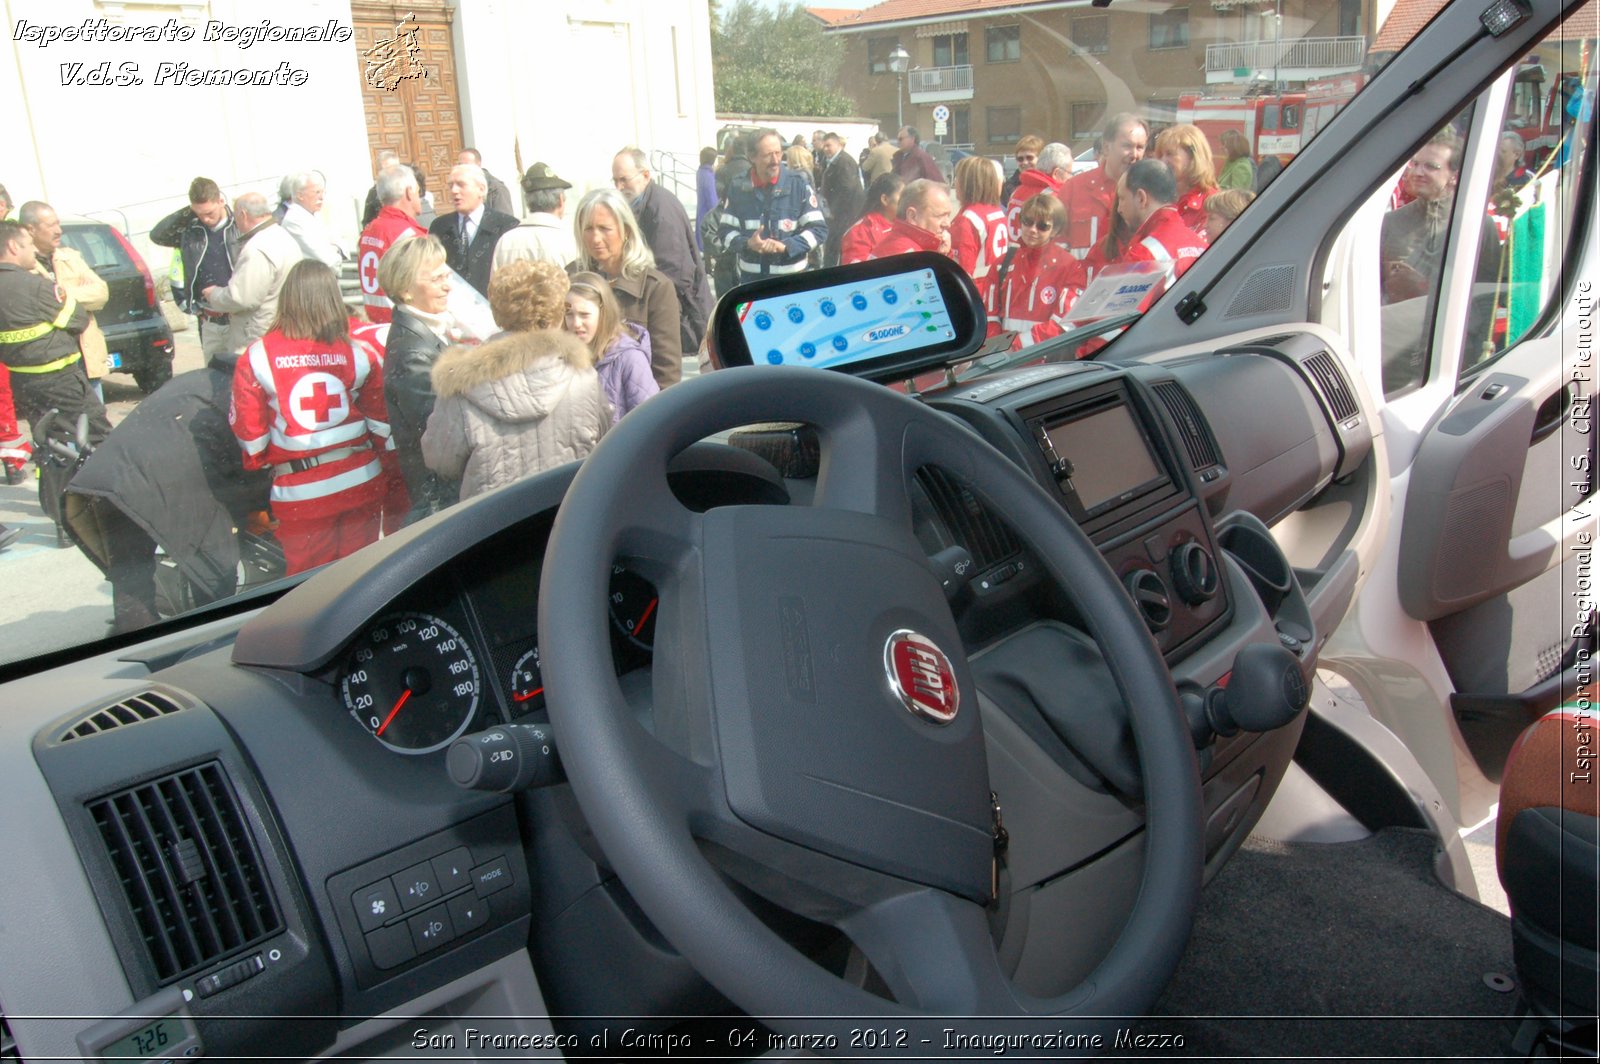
[916,466,1021,570]
[1303,351,1360,423]
[1152,381,1222,473]
[88,763,282,984]
[58,690,185,743]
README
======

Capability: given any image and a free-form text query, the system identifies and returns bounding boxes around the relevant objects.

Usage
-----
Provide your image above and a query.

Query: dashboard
[0,317,1376,1059]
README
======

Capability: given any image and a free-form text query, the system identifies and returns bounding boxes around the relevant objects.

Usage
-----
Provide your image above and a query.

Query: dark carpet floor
[1146,828,1527,1060]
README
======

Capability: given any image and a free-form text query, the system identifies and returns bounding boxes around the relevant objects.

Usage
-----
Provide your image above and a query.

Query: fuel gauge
[609,566,659,650]
[508,646,544,713]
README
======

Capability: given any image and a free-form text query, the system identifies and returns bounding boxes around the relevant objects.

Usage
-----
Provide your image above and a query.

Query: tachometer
[341,613,481,754]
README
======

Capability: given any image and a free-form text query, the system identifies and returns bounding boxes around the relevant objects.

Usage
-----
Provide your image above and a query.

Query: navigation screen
[734,266,958,370]
[1046,404,1164,513]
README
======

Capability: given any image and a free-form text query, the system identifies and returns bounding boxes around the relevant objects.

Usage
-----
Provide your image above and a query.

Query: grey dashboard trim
[232,467,580,673]
[320,951,556,1061]
[0,649,155,1061]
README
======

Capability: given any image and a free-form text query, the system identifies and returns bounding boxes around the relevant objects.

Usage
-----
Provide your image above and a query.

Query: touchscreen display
[734,266,957,370]
[1045,404,1164,512]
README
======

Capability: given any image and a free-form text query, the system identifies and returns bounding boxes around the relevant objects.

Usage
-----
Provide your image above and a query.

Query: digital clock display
[77,985,202,1062]
[100,1017,192,1060]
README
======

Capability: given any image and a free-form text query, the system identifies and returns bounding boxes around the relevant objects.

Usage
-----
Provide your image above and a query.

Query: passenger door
[1329,11,1595,816]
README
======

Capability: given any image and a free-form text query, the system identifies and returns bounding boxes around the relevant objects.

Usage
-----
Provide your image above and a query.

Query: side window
[1457,23,1595,380]
[1378,18,1596,399]
[1376,104,1481,397]
[60,226,126,270]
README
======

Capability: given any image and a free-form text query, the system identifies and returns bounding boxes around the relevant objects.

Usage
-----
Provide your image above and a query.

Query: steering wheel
[538,366,1203,1038]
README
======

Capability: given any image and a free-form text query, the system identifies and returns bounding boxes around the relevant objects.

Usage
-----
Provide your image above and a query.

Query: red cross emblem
[359,250,380,295]
[287,372,350,430]
[299,380,345,421]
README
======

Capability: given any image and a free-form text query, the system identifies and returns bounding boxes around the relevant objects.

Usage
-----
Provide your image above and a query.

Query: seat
[1497,688,1599,1055]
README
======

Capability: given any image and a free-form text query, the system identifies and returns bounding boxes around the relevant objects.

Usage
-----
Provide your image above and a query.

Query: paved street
[0,319,207,664]
[0,315,703,667]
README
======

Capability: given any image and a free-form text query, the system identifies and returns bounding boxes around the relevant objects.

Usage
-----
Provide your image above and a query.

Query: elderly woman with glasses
[569,188,682,389]
[993,190,1089,351]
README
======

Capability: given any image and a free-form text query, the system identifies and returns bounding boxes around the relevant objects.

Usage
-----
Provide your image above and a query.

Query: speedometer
[340,612,481,754]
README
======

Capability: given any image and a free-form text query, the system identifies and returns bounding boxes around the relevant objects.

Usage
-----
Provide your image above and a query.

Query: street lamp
[889,45,910,131]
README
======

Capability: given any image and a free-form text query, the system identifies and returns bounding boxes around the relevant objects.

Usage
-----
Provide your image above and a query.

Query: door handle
[1530,382,1576,443]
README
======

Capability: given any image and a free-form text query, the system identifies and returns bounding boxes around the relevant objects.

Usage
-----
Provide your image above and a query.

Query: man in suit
[458,149,516,218]
[818,132,865,267]
[428,163,518,296]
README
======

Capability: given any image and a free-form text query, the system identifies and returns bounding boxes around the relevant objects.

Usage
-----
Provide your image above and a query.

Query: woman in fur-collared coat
[421,260,610,500]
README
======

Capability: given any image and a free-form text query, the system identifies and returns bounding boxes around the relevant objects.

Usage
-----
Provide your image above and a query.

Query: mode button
[471,856,513,896]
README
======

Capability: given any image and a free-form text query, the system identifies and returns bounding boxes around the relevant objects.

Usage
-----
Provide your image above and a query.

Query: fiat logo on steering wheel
[884,629,960,725]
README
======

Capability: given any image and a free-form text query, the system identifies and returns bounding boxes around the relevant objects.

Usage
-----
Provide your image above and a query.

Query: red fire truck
[1505,57,1587,166]
[1177,75,1367,166]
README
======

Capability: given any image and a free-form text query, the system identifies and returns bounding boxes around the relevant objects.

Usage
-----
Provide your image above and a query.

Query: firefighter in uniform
[0,191,21,491]
[356,165,427,324]
[22,202,112,396]
[719,130,828,281]
[0,221,112,530]
[230,261,392,575]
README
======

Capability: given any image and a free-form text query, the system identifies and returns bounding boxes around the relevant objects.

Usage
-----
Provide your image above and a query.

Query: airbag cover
[701,504,993,900]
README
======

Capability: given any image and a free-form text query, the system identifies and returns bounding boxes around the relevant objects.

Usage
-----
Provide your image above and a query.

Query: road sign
[932,104,951,122]
[934,119,949,137]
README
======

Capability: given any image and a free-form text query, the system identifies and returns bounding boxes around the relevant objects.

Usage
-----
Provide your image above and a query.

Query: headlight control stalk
[448,722,565,793]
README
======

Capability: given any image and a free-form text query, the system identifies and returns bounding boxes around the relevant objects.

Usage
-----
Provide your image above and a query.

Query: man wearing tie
[428,163,518,296]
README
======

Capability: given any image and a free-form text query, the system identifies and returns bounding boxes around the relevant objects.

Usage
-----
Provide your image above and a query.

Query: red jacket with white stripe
[1004,169,1063,242]
[994,242,1088,349]
[1119,205,1207,288]
[840,212,895,264]
[1061,165,1117,258]
[230,331,392,517]
[949,203,1010,323]
[868,219,946,259]
[356,207,426,323]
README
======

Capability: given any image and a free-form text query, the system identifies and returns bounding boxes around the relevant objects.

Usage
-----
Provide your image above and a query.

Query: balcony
[907,64,973,104]
[1204,35,1366,84]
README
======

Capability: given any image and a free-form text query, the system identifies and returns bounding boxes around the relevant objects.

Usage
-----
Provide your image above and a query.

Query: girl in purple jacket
[564,272,659,424]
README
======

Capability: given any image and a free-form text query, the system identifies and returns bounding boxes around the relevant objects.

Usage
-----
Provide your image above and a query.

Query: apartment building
[814,0,1376,152]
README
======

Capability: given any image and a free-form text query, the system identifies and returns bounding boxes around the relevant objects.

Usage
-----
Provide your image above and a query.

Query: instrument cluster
[334,518,656,755]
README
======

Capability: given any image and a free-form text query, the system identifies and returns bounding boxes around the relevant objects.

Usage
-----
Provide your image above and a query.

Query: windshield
[0,0,1481,663]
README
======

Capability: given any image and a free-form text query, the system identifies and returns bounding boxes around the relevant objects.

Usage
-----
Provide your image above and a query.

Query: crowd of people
[696,117,1269,354]
[0,145,698,625]
[725,115,1250,351]
[0,108,1535,623]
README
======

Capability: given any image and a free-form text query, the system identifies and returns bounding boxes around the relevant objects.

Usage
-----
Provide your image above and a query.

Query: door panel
[1398,346,1590,624]
[1405,334,1595,696]
[1391,8,1595,707]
